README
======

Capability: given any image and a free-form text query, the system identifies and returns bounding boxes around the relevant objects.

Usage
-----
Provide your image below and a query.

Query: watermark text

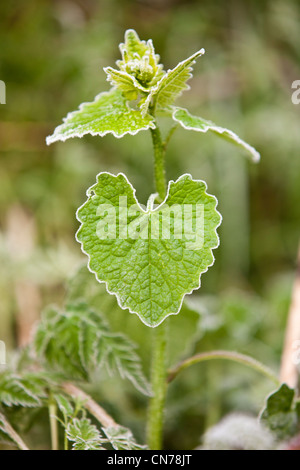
[291,80,300,105]
[0,80,6,104]
[95,197,204,250]
[0,340,6,365]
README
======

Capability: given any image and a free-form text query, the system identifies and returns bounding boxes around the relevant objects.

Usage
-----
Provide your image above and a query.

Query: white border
[148,48,205,108]
[46,89,155,145]
[75,172,222,328]
[172,107,260,163]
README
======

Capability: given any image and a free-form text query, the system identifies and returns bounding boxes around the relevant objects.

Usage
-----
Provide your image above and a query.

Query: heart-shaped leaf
[76,172,221,327]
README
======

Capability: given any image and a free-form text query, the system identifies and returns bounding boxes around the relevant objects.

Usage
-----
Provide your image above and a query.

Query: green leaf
[100,332,152,396]
[260,383,300,440]
[103,425,147,450]
[54,393,75,422]
[172,107,260,162]
[104,67,146,99]
[0,371,49,407]
[46,88,155,145]
[66,418,104,450]
[118,29,150,63]
[116,30,164,87]
[66,265,203,368]
[152,49,205,110]
[105,30,165,115]
[66,417,146,450]
[76,172,221,327]
[34,302,151,395]
[34,304,90,380]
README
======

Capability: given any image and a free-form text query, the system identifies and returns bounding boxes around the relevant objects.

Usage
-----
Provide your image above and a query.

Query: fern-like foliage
[103,425,147,450]
[0,370,50,407]
[54,393,147,450]
[34,301,151,396]
[65,417,147,450]
[66,418,105,450]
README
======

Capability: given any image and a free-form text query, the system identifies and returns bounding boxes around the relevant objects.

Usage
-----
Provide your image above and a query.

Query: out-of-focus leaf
[260,383,300,440]
[34,302,151,396]
[0,371,49,408]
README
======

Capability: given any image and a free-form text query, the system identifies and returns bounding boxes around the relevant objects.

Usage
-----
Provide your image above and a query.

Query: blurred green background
[0,0,299,449]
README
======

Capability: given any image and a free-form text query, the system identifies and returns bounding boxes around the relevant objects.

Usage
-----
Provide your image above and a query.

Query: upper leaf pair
[46,29,259,162]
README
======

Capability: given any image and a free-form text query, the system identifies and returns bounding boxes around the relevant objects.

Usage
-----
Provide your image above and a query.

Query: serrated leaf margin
[46,89,156,145]
[75,172,222,328]
[172,106,260,163]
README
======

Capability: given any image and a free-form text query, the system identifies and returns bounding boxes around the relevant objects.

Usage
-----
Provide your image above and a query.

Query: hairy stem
[147,321,168,450]
[146,120,168,450]
[150,125,167,202]
[163,124,179,152]
[0,412,29,450]
[167,350,280,386]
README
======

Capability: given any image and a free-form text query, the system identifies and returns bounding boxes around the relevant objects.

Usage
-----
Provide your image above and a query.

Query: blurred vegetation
[0,0,299,449]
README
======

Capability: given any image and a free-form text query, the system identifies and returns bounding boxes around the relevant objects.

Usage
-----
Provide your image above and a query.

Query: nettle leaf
[34,302,151,395]
[105,30,166,116]
[116,29,164,89]
[46,88,155,145]
[104,68,146,100]
[260,383,300,440]
[172,107,260,162]
[66,418,104,450]
[76,172,221,328]
[118,29,150,64]
[152,49,205,111]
